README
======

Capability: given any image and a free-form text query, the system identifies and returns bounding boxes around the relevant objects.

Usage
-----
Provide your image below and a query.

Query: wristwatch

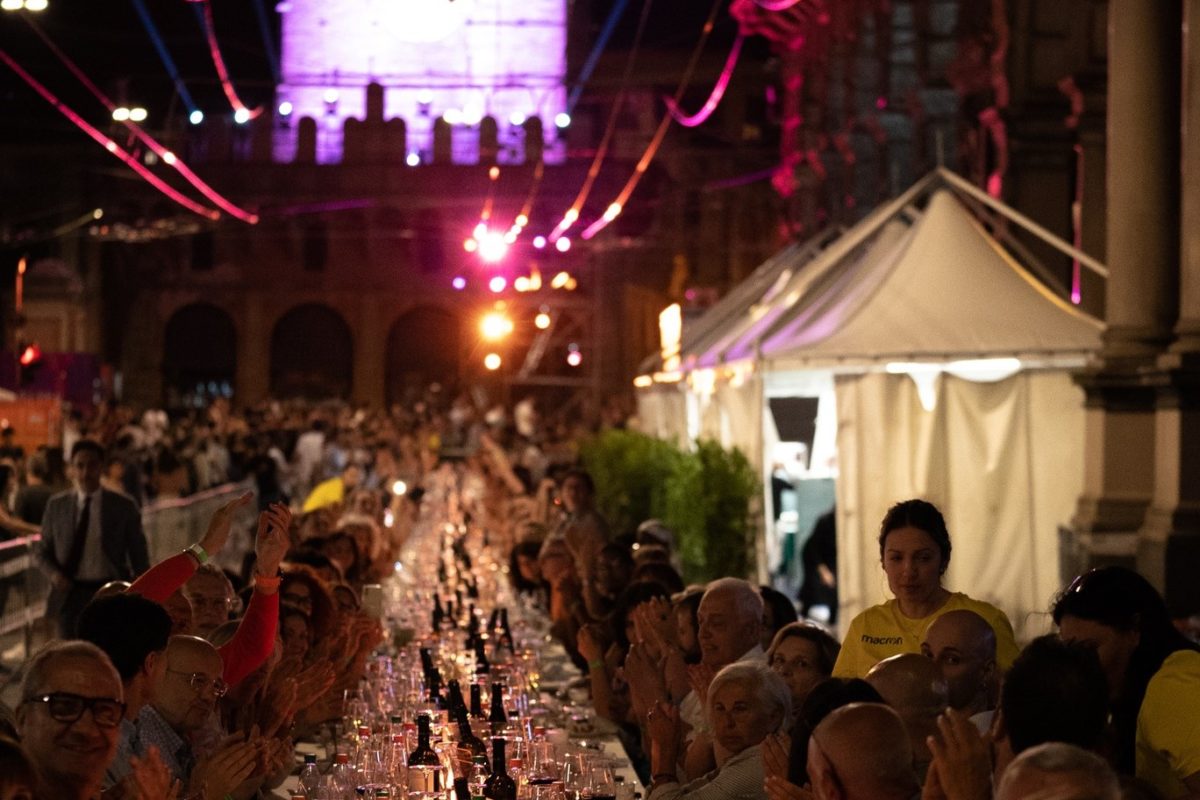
[186,542,209,565]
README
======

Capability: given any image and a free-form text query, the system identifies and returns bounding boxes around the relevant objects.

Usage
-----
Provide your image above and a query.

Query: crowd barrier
[0,481,258,650]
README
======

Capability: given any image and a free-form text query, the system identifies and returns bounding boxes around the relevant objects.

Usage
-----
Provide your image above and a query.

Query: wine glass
[562,752,592,800]
[584,763,615,800]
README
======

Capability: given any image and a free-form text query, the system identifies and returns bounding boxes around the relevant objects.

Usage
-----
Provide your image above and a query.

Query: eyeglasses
[166,668,229,698]
[23,692,125,728]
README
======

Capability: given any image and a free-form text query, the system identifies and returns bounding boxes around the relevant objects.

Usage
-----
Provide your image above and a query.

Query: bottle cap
[304,753,317,764]
[510,758,523,768]
[358,725,371,736]
[335,753,350,764]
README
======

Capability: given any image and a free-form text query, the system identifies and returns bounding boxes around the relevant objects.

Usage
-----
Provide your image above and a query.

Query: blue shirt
[107,705,195,788]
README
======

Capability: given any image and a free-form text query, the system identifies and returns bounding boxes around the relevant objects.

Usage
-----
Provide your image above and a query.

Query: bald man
[866,653,949,779]
[920,609,997,719]
[807,702,921,800]
[996,742,1120,800]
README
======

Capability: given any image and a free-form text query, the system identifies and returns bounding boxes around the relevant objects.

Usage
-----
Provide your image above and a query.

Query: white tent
[637,169,1105,640]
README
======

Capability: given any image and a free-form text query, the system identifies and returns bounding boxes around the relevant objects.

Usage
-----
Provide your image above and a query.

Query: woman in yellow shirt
[831,499,1019,678]
[1054,566,1200,798]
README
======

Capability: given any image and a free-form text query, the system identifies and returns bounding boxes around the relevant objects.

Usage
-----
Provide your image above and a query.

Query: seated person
[759,587,799,652]
[996,742,1120,800]
[920,609,998,728]
[646,661,791,800]
[865,653,948,780]
[806,703,921,800]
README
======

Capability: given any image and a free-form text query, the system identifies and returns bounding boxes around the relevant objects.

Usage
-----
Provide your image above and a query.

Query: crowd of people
[0,387,1196,800]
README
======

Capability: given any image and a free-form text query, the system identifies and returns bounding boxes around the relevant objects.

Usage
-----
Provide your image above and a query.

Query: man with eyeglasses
[15,641,125,800]
[108,635,259,798]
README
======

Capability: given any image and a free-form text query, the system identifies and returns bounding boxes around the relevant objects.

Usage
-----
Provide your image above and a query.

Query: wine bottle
[482,738,517,800]
[474,639,491,675]
[454,777,472,800]
[488,683,507,735]
[498,608,514,654]
[455,709,489,770]
[446,679,468,717]
[470,683,485,720]
[406,715,443,794]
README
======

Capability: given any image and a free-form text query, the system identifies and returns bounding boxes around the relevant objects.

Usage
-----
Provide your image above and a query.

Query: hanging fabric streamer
[664,34,745,127]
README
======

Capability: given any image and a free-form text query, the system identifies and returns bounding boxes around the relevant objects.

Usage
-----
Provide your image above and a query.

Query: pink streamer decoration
[664,35,745,127]
[0,48,220,221]
[752,0,806,10]
[24,19,258,223]
[197,0,262,120]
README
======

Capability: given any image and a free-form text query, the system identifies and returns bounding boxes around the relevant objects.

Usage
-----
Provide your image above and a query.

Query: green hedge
[580,429,759,583]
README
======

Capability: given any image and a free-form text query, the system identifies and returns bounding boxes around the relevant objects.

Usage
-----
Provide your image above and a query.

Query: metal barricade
[0,482,257,662]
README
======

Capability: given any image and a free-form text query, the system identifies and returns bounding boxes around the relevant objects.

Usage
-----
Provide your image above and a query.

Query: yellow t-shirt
[302,476,345,513]
[1136,649,1200,798]
[831,592,1020,678]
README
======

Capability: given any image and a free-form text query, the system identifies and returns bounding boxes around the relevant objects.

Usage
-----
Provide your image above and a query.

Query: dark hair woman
[831,499,1018,677]
[1053,566,1200,797]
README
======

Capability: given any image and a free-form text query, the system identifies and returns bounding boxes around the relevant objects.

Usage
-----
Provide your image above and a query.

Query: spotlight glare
[484,353,502,371]
[128,107,148,122]
[278,101,293,116]
[509,111,526,126]
[480,311,514,340]
[515,214,529,227]
[474,222,488,239]
[551,271,570,289]
[234,108,251,124]
[464,238,478,253]
[323,89,340,104]
[443,108,462,125]
[417,89,434,105]
[532,236,547,250]
[406,152,421,167]
[451,276,467,290]
[162,151,177,165]
[24,0,47,10]
[555,236,571,253]
[535,312,551,329]
[189,109,205,125]
[603,202,622,221]
[555,112,571,128]
[503,231,517,245]
[478,231,508,263]
[488,275,507,293]
[567,350,583,367]
[0,0,21,9]
[112,107,130,122]
[488,165,500,180]
[391,480,408,496]
[514,277,531,292]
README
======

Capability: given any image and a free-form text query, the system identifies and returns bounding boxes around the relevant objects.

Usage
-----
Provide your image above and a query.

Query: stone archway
[270,303,353,399]
[385,306,461,403]
[163,303,237,407]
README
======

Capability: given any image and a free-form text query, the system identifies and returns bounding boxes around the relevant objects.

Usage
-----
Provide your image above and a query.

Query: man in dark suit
[38,439,149,637]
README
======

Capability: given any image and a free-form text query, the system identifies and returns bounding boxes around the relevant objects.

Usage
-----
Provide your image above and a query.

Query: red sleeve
[127,552,197,603]
[219,587,279,687]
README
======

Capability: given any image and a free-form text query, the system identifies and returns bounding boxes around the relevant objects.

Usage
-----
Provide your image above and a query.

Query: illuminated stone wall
[276,0,568,164]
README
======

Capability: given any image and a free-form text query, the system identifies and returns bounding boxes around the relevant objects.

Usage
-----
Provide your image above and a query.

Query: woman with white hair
[645,661,791,799]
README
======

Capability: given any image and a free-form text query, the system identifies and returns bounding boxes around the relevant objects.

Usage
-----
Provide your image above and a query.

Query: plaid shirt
[107,705,195,788]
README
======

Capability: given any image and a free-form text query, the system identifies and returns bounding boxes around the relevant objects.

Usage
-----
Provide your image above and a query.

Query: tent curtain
[635,387,689,446]
[833,369,1084,642]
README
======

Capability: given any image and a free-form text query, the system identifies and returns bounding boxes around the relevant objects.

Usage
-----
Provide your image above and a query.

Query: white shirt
[74,487,107,581]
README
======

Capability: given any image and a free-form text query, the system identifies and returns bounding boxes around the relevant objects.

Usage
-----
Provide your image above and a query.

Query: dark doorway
[270,304,353,398]
[386,306,461,403]
[163,303,236,408]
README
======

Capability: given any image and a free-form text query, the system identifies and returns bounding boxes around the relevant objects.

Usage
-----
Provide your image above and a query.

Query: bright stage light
[189,109,205,125]
[555,237,571,253]
[443,108,462,125]
[535,312,551,330]
[478,231,508,263]
[391,480,408,496]
[489,165,500,180]
[112,107,130,122]
[551,271,570,289]
[463,238,478,253]
[23,0,47,10]
[484,353,502,371]
[278,101,293,116]
[555,112,571,128]
[162,151,177,165]
[452,276,467,290]
[406,152,421,166]
[129,107,147,123]
[533,236,547,249]
[509,111,526,126]
[514,277,531,292]
[323,89,340,104]
[1,0,26,10]
[488,275,507,293]
[515,214,528,227]
[417,89,434,105]
[234,108,251,124]
[480,311,514,340]
[567,350,582,367]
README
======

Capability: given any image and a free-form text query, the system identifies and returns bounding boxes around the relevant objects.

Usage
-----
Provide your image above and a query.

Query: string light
[581,0,725,240]
[0,48,219,220]
[546,0,656,243]
[21,18,258,223]
[194,0,262,120]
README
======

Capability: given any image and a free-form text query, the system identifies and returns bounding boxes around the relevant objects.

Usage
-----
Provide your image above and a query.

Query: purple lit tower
[274,0,568,164]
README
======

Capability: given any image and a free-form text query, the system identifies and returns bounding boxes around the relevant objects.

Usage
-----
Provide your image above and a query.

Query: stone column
[352,296,385,407]
[1067,0,1182,580]
[236,293,269,405]
[1137,0,1200,617]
